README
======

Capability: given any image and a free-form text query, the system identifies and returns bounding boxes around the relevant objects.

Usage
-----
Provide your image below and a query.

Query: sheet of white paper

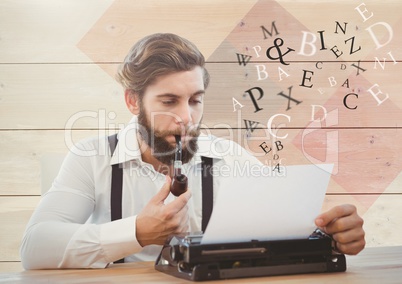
[201,164,333,244]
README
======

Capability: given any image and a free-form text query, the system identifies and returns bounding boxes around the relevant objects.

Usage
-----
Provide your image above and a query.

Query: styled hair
[116,33,210,96]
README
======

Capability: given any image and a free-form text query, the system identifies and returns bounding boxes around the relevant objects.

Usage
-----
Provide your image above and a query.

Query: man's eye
[162,100,175,105]
[190,98,203,104]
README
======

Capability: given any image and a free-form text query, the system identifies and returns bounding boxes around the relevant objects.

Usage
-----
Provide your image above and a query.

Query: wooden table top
[0,246,401,283]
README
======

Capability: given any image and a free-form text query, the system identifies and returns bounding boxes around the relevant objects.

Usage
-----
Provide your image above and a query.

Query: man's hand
[136,176,191,247]
[315,204,365,255]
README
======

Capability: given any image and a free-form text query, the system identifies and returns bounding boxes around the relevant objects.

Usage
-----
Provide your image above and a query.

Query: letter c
[343,93,358,110]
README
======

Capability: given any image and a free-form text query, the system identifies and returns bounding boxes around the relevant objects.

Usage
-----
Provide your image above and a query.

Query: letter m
[261,21,279,39]
[236,53,252,66]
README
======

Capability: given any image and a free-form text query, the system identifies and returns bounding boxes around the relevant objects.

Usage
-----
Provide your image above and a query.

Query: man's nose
[175,103,192,127]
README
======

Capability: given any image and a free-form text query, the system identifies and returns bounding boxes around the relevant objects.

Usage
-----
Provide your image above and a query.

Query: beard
[137,108,201,166]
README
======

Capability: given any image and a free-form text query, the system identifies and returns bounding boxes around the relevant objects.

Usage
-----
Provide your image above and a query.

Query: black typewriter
[155,229,346,281]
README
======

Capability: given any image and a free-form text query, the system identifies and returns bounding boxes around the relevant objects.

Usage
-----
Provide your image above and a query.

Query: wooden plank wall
[0,0,401,272]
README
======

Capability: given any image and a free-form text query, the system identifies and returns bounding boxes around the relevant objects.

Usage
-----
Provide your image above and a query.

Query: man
[20,33,365,269]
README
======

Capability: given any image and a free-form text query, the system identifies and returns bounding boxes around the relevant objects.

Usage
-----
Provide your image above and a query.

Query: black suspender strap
[108,134,123,222]
[108,134,124,264]
[201,156,214,232]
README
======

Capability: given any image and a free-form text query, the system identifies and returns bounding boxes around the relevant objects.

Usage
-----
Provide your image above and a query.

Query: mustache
[153,126,200,138]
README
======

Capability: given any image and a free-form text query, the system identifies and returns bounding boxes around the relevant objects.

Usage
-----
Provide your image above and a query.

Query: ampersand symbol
[266,38,295,65]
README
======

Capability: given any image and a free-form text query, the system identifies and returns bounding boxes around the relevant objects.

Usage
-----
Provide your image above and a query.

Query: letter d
[366,22,394,49]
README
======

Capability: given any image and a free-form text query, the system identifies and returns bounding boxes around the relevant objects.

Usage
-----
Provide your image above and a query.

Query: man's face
[137,66,205,165]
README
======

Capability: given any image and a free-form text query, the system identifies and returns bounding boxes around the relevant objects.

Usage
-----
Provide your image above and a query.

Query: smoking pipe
[170,135,188,196]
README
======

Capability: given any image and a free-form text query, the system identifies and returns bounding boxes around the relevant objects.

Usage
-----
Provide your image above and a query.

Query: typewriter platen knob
[161,244,182,266]
[170,244,182,262]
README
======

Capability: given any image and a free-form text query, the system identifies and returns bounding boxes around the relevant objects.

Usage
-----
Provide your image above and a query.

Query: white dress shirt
[20,116,261,269]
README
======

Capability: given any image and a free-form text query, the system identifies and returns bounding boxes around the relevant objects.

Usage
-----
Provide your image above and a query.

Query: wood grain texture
[0,194,400,264]
[0,196,40,262]
[2,1,401,63]
[0,0,257,63]
[1,247,401,282]
[0,262,22,274]
[0,63,400,129]
[0,129,400,196]
[0,64,127,130]
[0,0,401,267]
[0,0,115,63]
[0,130,99,195]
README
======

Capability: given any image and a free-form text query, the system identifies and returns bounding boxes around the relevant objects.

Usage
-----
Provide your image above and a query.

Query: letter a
[232,97,244,112]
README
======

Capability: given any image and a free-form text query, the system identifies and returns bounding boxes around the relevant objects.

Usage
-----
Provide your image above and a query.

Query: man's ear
[124,89,140,115]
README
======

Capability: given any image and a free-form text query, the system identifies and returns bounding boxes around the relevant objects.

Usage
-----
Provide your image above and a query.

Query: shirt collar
[110,116,223,166]
[109,116,142,166]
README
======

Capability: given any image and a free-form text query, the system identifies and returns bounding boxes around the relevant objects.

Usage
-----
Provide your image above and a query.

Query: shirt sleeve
[20,139,143,269]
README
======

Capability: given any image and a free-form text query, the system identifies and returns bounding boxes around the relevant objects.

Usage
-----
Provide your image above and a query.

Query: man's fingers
[332,224,366,255]
[162,202,190,235]
[315,204,365,255]
[174,211,190,233]
[164,189,192,215]
[325,213,363,235]
[315,204,357,228]
[150,176,172,204]
[335,238,366,255]
[332,227,365,245]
